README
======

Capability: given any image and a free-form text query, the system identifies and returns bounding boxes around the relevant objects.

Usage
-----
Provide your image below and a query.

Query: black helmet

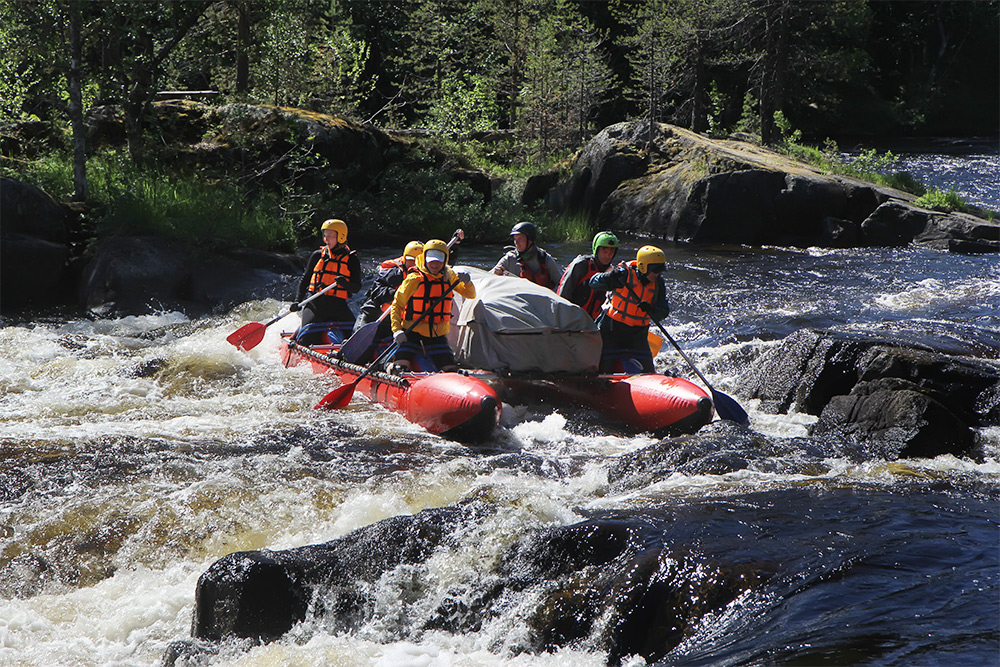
[510,221,537,243]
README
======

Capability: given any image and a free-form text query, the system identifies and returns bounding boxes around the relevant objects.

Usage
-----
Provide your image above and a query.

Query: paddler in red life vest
[389,239,475,374]
[291,218,361,345]
[556,231,620,320]
[492,222,563,290]
[589,245,670,373]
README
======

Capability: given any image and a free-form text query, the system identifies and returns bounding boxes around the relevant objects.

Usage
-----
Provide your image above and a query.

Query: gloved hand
[637,301,652,313]
[610,265,629,287]
[393,330,407,345]
[456,271,471,284]
[288,302,302,312]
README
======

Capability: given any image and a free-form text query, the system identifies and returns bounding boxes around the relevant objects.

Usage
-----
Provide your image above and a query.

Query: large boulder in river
[0,177,74,311]
[176,501,764,666]
[527,121,999,252]
[739,328,1000,459]
[79,236,300,316]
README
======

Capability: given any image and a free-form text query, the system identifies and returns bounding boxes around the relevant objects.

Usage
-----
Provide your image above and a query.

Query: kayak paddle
[651,321,749,426]
[338,234,464,364]
[226,281,339,352]
[314,342,399,409]
[338,309,389,364]
[316,277,462,410]
[623,281,749,426]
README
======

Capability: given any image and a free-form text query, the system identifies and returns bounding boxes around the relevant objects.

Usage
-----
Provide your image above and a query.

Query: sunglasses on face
[646,263,665,274]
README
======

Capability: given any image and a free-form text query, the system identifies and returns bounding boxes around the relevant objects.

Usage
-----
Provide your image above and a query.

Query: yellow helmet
[404,241,423,258]
[320,219,348,244]
[635,245,666,274]
[419,239,449,273]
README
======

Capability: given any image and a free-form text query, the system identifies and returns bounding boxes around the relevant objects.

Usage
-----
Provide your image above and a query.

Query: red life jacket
[561,256,605,319]
[403,272,452,328]
[607,261,655,327]
[308,245,354,300]
[518,249,553,288]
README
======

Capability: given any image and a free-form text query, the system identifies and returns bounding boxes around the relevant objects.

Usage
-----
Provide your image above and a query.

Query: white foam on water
[874,274,1000,312]
[0,561,205,666]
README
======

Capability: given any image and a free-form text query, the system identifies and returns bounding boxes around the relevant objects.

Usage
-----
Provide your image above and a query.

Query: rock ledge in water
[173,502,766,666]
[527,122,999,252]
[739,328,1000,459]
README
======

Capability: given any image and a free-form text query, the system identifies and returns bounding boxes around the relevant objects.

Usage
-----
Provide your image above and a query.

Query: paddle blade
[647,331,663,357]
[711,388,750,426]
[226,322,266,351]
[338,320,381,364]
[315,381,357,410]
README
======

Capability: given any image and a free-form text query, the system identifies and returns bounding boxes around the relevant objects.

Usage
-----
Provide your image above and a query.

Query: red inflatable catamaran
[269,267,725,442]
[280,333,713,443]
[281,334,503,442]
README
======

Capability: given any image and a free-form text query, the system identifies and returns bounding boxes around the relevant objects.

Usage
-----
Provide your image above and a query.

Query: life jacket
[308,245,354,300]
[403,271,453,329]
[380,256,406,271]
[564,256,605,320]
[375,257,407,311]
[607,260,655,327]
[518,248,553,288]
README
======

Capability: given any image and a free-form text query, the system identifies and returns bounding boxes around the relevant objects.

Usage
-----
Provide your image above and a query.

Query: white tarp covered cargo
[450,267,601,373]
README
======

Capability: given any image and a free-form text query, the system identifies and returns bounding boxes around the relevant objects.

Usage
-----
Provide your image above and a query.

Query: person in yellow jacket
[389,239,475,373]
[589,245,670,373]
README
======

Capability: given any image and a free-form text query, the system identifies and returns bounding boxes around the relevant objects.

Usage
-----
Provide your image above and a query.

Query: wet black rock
[607,421,850,486]
[191,504,483,642]
[1,177,74,310]
[78,235,300,317]
[180,501,767,666]
[740,328,1000,459]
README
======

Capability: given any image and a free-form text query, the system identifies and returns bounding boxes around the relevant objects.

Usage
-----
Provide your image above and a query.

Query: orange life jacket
[308,245,354,300]
[403,272,453,328]
[380,256,406,271]
[607,261,655,327]
[519,249,553,287]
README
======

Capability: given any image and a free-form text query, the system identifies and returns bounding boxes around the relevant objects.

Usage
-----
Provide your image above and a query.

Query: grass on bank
[1,145,571,250]
[6,130,987,253]
[3,149,297,249]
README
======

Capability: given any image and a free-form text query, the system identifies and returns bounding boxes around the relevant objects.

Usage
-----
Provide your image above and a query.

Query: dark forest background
[1,0,997,251]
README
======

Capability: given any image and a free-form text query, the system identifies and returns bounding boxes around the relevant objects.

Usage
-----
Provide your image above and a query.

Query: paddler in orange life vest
[556,231,620,320]
[589,245,670,373]
[290,218,361,345]
[492,222,563,290]
[389,239,475,374]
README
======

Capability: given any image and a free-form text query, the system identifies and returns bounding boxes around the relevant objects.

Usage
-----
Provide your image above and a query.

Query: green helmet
[592,231,619,256]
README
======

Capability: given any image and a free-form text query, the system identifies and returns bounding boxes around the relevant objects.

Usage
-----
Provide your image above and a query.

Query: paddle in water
[314,342,399,409]
[623,282,749,426]
[226,281,340,351]
[316,278,462,410]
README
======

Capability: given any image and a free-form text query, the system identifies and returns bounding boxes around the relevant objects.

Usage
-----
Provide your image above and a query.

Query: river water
[1,153,998,666]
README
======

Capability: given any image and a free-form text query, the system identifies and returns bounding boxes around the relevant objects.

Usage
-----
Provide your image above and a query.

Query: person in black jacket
[557,231,619,320]
[349,240,423,362]
[291,218,361,345]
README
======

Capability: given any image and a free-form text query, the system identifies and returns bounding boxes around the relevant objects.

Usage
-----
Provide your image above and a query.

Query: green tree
[519,0,615,156]
[94,1,210,162]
